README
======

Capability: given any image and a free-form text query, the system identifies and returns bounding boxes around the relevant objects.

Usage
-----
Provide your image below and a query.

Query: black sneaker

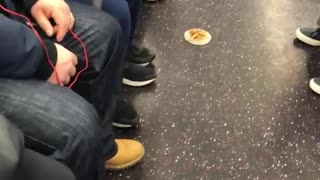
[123,62,157,87]
[113,98,139,128]
[310,77,320,95]
[296,28,320,46]
[127,44,156,66]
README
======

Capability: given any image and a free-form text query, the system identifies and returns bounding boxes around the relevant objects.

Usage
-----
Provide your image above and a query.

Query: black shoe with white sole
[123,62,157,87]
[113,98,139,128]
[310,77,320,95]
[296,28,320,46]
[127,44,156,66]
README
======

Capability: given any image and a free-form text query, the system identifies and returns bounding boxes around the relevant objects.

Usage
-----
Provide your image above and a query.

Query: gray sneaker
[296,28,320,46]
[310,77,320,94]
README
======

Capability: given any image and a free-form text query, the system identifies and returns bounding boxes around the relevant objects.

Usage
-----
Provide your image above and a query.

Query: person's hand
[47,43,78,85]
[31,0,75,42]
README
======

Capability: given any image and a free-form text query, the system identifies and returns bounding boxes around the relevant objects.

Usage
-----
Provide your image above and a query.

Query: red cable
[0,5,88,88]
[67,30,88,88]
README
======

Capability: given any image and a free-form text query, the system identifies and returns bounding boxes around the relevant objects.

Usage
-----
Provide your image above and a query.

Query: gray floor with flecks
[108,0,320,179]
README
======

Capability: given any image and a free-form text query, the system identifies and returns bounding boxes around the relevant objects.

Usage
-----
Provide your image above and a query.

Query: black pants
[0,114,75,180]
[14,150,75,180]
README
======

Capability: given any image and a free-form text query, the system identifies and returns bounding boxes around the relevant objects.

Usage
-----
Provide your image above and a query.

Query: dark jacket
[0,0,57,80]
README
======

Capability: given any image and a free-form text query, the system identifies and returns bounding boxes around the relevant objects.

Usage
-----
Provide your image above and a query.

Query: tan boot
[105,139,144,170]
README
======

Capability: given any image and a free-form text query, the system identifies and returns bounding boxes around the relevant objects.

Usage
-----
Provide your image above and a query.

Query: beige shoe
[105,139,144,170]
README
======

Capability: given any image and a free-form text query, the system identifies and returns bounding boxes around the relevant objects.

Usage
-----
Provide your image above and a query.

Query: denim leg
[59,2,127,124]
[126,0,141,42]
[0,79,115,180]
[69,0,131,41]
[100,0,131,40]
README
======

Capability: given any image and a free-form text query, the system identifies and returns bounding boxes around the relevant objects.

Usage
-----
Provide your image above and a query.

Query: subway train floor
[108,0,320,179]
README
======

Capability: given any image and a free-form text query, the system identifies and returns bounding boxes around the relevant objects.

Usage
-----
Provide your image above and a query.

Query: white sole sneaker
[137,62,150,66]
[309,78,320,95]
[296,28,320,46]
[112,122,133,128]
[122,78,155,87]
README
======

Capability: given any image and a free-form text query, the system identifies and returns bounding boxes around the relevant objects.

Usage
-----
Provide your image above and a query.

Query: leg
[15,149,76,180]
[69,0,131,40]
[59,2,127,122]
[124,0,157,67]
[0,114,75,180]
[100,0,131,40]
[126,0,142,42]
[0,114,23,180]
[0,79,116,180]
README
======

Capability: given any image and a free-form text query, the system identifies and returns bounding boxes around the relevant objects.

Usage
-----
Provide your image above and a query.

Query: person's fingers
[52,11,69,42]
[69,66,76,77]
[62,76,71,85]
[69,13,75,30]
[65,5,75,30]
[47,72,60,85]
[56,24,69,42]
[73,56,78,66]
[53,26,59,34]
[32,10,54,36]
[47,75,57,85]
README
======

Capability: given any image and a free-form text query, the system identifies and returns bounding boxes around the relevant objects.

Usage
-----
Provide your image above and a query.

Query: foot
[105,139,145,170]
[296,28,320,46]
[127,44,156,66]
[123,62,157,87]
[310,77,320,94]
[113,99,139,128]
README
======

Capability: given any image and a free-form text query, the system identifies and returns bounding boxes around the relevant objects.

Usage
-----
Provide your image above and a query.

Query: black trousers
[14,150,76,180]
[0,114,75,180]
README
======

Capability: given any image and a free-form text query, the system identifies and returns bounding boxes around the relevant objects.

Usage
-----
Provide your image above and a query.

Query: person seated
[102,0,158,86]
[0,0,144,180]
[105,0,157,65]
[0,114,76,180]
[295,18,320,95]
[71,0,158,128]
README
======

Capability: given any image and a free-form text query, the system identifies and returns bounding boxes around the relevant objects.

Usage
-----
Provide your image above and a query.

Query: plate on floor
[184,28,212,45]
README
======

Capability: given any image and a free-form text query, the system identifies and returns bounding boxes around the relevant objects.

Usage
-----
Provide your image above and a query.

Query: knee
[70,2,123,44]
[91,12,123,43]
[57,110,102,162]
[101,0,131,32]
[68,104,102,144]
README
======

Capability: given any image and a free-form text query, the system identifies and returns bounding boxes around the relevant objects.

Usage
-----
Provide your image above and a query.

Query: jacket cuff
[36,40,57,80]
[23,0,38,11]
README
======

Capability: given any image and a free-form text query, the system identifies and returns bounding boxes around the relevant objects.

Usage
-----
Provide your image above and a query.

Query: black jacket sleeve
[23,0,38,11]
[0,14,57,79]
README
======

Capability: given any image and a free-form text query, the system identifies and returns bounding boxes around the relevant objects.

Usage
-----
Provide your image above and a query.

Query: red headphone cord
[0,5,88,89]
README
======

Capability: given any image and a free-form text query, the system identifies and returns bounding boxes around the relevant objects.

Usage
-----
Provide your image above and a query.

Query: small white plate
[184,28,212,46]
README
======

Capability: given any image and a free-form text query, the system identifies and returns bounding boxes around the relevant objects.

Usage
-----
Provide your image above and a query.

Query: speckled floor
[108,0,320,179]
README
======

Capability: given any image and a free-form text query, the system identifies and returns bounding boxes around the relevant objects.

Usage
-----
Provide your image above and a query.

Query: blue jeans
[0,2,126,180]
[72,0,141,42]
[102,0,141,42]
